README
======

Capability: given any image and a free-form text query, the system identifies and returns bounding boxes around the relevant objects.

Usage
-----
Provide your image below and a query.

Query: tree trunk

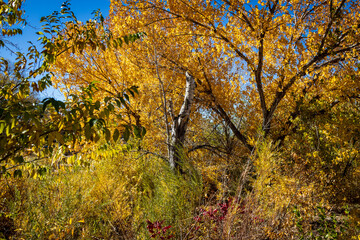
[169,71,195,172]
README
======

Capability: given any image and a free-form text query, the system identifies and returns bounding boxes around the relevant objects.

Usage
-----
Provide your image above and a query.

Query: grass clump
[0,142,203,239]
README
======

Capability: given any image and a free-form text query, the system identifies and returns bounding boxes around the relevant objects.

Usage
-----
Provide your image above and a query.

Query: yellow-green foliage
[130,146,203,239]
[0,141,202,239]
[3,149,133,239]
[1,138,358,239]
[241,140,349,239]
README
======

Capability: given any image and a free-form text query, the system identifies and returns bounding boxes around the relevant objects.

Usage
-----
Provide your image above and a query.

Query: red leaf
[163,225,171,231]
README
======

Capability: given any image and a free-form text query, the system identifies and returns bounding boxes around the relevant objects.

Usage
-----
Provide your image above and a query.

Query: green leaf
[141,126,147,137]
[13,169,22,178]
[95,100,101,110]
[41,98,64,113]
[104,96,111,103]
[115,99,121,107]
[104,128,110,142]
[85,124,91,140]
[89,118,97,127]
[119,97,126,105]
[10,118,15,129]
[107,103,114,112]
[0,121,5,134]
[53,100,60,112]
[132,86,139,94]
[42,98,52,112]
[123,126,130,142]
[128,89,135,97]
[5,125,10,136]
[58,100,66,111]
[37,167,47,176]
[113,129,120,142]
[14,156,24,164]
[134,125,141,138]
[134,125,147,139]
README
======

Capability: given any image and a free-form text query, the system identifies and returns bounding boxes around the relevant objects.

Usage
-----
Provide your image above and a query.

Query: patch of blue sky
[0,0,110,101]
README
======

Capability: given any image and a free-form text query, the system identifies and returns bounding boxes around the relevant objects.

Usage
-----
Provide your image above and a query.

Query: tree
[169,71,195,171]
[51,0,360,169]
[0,0,25,49]
[0,1,144,176]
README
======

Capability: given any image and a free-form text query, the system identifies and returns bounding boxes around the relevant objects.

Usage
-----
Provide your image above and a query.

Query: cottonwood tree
[169,71,195,171]
[50,0,360,173]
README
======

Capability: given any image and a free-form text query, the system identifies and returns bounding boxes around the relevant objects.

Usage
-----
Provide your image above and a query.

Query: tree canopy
[1,0,360,239]
[51,0,360,161]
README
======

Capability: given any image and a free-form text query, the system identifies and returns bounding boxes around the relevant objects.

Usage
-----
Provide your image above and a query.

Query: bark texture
[169,71,195,171]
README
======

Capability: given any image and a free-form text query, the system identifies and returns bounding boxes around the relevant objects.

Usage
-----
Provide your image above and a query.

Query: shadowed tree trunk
[169,71,195,172]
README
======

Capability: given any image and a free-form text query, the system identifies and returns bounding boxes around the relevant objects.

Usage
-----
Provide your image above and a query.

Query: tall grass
[0,142,203,239]
[1,138,358,239]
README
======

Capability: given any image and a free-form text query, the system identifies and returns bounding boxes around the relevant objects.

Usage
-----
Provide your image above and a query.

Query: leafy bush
[0,141,203,239]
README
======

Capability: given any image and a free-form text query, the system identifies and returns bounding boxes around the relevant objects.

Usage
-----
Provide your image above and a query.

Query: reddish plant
[186,197,265,239]
[146,220,173,239]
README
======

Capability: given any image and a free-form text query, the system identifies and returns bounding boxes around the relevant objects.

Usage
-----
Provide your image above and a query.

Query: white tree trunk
[169,72,195,171]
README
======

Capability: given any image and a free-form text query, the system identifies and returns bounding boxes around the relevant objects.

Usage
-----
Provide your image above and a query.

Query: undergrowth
[1,139,359,239]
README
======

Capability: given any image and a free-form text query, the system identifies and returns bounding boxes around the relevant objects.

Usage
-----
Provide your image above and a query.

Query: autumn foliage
[1,0,360,239]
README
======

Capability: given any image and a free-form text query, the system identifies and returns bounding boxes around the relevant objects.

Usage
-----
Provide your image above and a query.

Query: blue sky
[2,0,110,58]
[1,0,110,99]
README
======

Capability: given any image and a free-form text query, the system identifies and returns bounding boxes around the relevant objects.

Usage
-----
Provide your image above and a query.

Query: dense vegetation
[1,0,360,239]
